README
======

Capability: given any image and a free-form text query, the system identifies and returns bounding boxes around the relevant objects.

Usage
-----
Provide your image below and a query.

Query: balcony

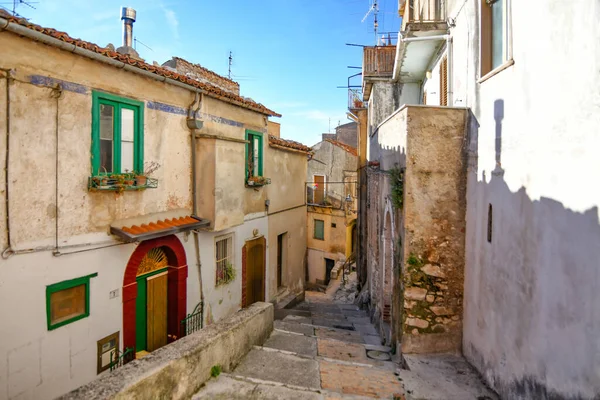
[362,45,396,101]
[400,0,447,32]
[396,0,448,83]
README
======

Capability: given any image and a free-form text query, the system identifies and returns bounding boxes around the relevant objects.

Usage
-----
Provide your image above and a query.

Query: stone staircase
[194,291,405,399]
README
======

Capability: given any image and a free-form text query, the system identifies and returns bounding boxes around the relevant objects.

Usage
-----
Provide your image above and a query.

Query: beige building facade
[306,139,357,284]
[0,11,309,400]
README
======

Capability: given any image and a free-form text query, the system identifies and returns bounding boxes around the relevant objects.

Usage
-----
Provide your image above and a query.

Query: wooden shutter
[440,56,448,106]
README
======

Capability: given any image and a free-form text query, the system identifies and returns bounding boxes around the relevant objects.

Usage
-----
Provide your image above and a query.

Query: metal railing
[109,347,135,371]
[180,302,203,337]
[348,88,365,109]
[306,182,358,212]
[402,0,446,28]
[363,46,396,79]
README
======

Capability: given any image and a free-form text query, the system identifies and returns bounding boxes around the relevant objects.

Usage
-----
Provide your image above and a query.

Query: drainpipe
[392,34,452,82]
[1,68,11,259]
[187,93,205,328]
[447,36,453,106]
[51,84,62,256]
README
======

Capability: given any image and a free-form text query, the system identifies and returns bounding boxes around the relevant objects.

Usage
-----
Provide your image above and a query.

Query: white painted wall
[418,0,600,397]
[195,216,269,324]
[0,234,196,400]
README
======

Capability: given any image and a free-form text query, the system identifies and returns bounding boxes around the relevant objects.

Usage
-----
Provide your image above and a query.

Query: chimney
[116,7,141,59]
[121,7,136,48]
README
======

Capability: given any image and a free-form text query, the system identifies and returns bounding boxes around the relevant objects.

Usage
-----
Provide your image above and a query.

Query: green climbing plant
[389,167,404,210]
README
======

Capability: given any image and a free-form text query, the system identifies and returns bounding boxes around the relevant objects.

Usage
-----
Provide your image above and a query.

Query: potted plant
[135,161,161,187]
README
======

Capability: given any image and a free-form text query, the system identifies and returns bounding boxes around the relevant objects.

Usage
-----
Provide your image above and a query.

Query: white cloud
[162,7,179,40]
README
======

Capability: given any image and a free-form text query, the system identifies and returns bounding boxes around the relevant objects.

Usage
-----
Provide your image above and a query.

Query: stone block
[426,295,435,303]
[406,318,429,329]
[430,307,451,316]
[404,287,427,301]
[421,264,446,278]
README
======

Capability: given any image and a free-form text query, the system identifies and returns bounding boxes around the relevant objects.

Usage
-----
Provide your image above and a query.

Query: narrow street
[194,274,498,399]
[194,286,404,399]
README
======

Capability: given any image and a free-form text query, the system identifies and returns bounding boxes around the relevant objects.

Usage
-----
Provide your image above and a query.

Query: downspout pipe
[0,16,275,118]
[392,34,452,82]
[2,68,11,259]
[187,93,205,329]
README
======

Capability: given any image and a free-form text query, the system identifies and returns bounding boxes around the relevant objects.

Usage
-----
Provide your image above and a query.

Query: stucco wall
[306,209,346,283]
[420,1,600,398]
[308,140,357,212]
[0,233,195,400]
[265,145,307,214]
[267,206,306,299]
[334,122,358,148]
[0,30,298,400]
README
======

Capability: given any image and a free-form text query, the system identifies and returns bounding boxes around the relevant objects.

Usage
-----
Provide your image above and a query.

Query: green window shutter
[314,219,325,240]
[91,91,144,175]
[245,130,264,179]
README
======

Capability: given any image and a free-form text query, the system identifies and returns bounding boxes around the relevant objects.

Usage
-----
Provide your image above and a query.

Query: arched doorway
[122,235,187,357]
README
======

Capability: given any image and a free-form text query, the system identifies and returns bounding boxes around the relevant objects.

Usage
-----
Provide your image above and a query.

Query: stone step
[233,347,321,389]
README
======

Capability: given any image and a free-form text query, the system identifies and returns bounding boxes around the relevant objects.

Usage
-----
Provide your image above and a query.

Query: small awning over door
[110,215,210,243]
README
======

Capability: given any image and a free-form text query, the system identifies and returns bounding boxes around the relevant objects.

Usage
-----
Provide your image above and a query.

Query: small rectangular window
[331,223,337,228]
[245,130,263,179]
[314,219,325,240]
[92,91,144,175]
[46,273,97,330]
[215,234,234,286]
[481,0,511,77]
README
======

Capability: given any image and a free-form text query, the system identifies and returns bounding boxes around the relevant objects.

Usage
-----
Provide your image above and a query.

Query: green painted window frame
[245,130,264,179]
[91,91,144,175]
[314,219,325,240]
[46,273,98,331]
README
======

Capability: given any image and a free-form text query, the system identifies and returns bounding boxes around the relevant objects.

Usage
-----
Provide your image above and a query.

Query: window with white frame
[215,234,235,286]
[481,0,512,77]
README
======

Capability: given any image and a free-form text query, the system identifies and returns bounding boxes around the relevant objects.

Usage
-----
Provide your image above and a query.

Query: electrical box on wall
[97,332,119,374]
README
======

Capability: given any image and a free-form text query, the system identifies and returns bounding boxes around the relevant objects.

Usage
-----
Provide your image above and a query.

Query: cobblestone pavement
[194,276,497,399]
[194,288,405,399]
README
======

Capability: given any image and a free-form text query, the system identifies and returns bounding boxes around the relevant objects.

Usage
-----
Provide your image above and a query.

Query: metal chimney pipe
[121,7,136,48]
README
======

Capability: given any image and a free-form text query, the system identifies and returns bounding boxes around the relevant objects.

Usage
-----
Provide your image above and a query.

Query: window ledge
[246,177,271,187]
[88,176,158,192]
[478,59,515,84]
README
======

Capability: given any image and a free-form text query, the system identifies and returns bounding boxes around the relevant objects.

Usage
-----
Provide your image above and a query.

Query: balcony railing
[402,0,446,29]
[363,46,396,79]
[348,88,365,109]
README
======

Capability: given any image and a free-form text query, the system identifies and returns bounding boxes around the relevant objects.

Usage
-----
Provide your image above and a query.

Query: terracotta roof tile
[324,139,358,156]
[0,10,280,117]
[268,135,312,154]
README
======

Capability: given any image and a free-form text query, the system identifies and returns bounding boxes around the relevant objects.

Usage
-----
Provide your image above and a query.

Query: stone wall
[400,106,467,354]
[335,122,358,148]
[162,57,240,95]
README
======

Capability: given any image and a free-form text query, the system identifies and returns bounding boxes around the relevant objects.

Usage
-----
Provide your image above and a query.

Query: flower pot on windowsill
[135,175,147,186]
[246,177,271,187]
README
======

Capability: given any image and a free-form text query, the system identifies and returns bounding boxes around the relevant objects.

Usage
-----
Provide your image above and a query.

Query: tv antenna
[0,0,38,18]
[228,51,233,80]
[134,37,153,52]
[361,0,379,43]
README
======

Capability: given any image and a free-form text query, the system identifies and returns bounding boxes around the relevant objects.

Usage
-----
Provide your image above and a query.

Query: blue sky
[8,0,399,146]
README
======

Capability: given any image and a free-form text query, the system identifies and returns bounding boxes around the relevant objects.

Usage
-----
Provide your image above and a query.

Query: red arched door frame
[122,235,188,355]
